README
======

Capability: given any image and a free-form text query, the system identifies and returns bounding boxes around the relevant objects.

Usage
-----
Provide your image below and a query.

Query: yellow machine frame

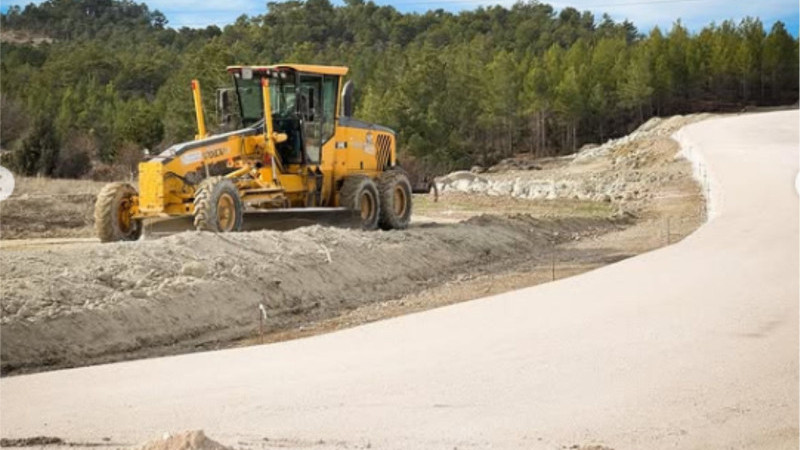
[136,64,397,218]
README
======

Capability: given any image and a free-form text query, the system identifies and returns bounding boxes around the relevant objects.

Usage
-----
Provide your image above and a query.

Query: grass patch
[413,192,615,220]
[11,176,111,198]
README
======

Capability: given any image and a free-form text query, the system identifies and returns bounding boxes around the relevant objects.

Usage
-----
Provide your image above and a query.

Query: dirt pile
[435,114,712,207]
[571,114,712,162]
[0,214,625,374]
[139,431,232,450]
[0,30,54,45]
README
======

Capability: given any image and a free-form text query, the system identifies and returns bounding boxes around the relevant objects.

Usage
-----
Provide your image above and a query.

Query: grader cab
[94,64,412,242]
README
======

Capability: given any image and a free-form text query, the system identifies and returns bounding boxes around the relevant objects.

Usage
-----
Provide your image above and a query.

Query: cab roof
[226,64,349,76]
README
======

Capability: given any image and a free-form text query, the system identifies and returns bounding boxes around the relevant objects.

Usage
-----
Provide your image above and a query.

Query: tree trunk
[572,122,577,152]
[541,112,547,156]
[507,117,512,157]
[741,76,747,100]
[539,111,544,156]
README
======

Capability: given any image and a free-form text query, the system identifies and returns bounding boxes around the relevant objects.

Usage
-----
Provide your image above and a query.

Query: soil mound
[139,431,231,450]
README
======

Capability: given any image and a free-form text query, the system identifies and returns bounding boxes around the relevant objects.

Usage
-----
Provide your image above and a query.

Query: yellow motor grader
[94,64,412,242]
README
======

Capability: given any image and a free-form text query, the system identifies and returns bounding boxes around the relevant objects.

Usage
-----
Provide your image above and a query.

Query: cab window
[321,75,337,142]
[299,75,323,163]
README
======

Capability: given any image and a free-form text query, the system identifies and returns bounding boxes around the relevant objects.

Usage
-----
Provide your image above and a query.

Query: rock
[470,165,486,174]
[180,262,207,278]
[97,272,114,284]
[138,430,232,450]
[439,170,480,183]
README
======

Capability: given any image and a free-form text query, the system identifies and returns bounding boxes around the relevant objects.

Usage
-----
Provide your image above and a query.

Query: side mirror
[216,88,235,129]
[340,80,354,118]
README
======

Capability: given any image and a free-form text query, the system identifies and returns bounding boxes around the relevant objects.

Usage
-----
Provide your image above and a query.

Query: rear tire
[94,182,142,243]
[193,177,244,232]
[377,170,412,230]
[340,175,380,230]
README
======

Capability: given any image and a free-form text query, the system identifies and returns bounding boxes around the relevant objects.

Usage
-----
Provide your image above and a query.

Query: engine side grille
[376,134,392,169]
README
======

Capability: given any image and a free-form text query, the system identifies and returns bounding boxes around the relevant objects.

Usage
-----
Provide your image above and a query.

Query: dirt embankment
[0,30,54,45]
[0,214,627,374]
[436,114,712,210]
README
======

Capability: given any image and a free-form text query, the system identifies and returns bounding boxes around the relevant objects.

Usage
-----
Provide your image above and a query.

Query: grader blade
[142,208,360,238]
[241,208,361,231]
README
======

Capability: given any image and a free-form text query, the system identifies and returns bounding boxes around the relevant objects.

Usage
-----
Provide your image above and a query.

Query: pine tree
[15,116,60,176]
[0,0,797,178]
[763,21,798,101]
[618,52,653,122]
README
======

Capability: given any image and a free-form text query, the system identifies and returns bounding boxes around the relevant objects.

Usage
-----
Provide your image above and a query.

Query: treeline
[1,0,797,178]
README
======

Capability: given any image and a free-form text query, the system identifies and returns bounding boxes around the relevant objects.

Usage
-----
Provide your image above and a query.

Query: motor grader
[94,64,412,242]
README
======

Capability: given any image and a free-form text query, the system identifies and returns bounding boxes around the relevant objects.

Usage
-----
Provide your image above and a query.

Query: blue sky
[1,0,798,36]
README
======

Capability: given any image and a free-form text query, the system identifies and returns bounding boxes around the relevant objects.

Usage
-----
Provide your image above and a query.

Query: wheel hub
[393,186,407,217]
[217,193,235,232]
[360,192,374,221]
[117,199,133,234]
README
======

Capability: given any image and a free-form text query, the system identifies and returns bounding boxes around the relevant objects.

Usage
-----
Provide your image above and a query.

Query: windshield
[234,75,296,126]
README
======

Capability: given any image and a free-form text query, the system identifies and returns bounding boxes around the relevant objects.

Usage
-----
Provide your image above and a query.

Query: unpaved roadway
[1,111,797,449]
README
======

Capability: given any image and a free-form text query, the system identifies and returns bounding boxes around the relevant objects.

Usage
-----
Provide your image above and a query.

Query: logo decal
[203,147,226,159]
[180,152,202,164]
[180,147,227,165]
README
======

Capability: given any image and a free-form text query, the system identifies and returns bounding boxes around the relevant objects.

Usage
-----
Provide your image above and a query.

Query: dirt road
[0,111,795,448]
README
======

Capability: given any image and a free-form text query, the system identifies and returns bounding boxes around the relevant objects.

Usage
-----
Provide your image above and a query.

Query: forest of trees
[1,0,797,179]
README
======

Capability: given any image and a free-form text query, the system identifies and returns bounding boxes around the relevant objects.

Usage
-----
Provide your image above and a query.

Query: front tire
[94,182,142,242]
[377,170,412,230]
[193,177,244,232]
[340,175,380,230]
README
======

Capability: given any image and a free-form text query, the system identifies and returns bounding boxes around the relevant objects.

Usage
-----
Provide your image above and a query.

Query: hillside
[1,0,798,179]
